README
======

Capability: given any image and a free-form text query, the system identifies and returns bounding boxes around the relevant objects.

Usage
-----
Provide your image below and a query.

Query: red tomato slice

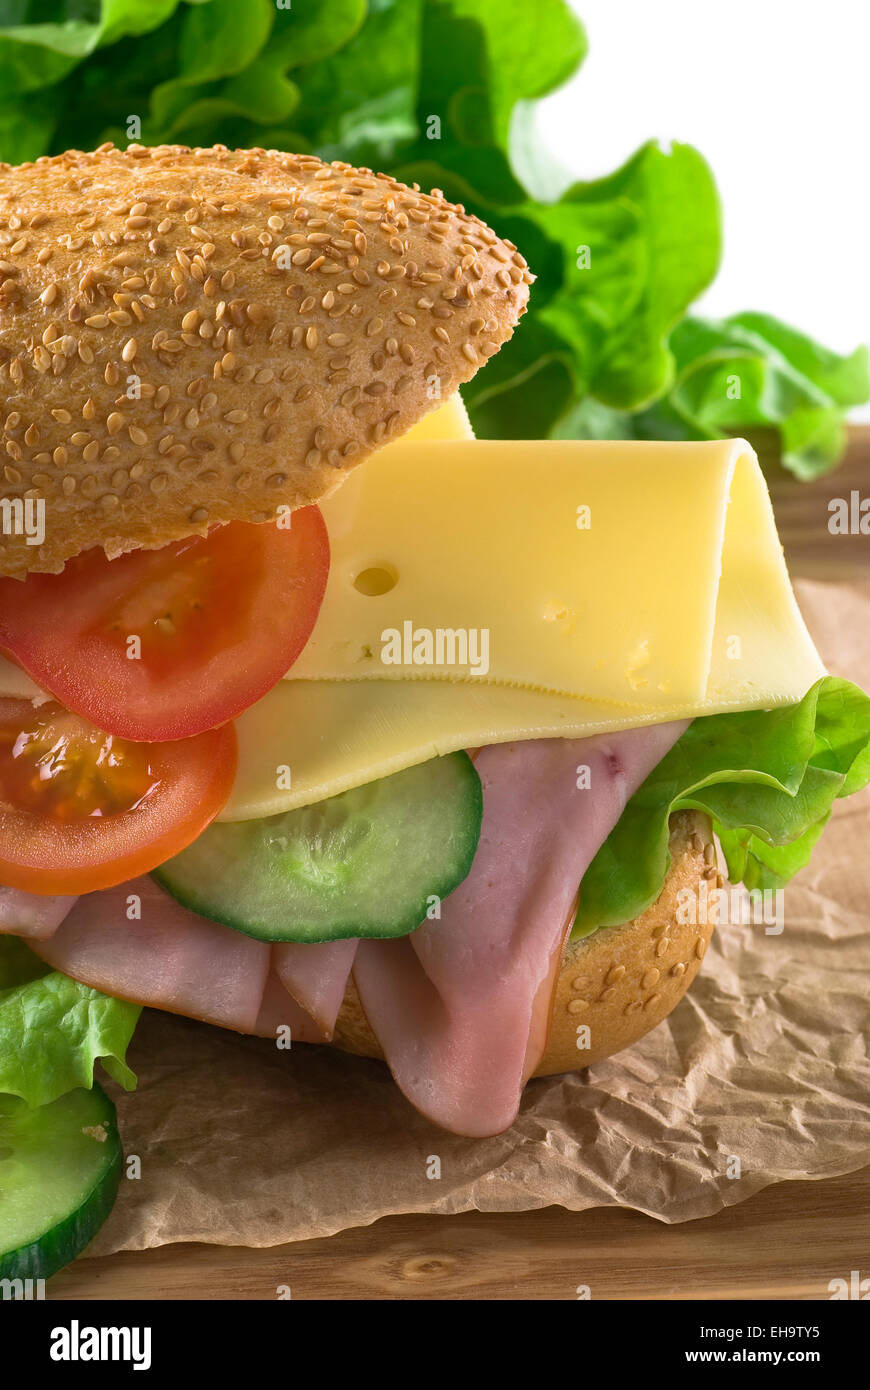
[0,698,236,894]
[0,510,329,742]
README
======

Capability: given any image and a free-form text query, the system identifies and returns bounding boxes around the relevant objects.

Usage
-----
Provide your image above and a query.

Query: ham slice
[0,885,77,939]
[353,726,687,1137]
[273,939,357,1039]
[253,971,328,1044]
[29,875,333,1043]
[31,876,273,1034]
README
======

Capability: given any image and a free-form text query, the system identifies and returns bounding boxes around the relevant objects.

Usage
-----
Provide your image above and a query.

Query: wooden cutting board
[49,428,870,1301]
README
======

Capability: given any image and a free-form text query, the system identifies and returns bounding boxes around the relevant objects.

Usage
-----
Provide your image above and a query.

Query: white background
[535,0,870,416]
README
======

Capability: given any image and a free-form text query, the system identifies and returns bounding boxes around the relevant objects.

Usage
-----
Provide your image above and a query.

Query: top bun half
[0,144,532,578]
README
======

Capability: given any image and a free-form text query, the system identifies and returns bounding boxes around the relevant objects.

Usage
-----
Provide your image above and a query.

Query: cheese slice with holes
[291,435,823,708]
[221,435,823,820]
[0,395,824,823]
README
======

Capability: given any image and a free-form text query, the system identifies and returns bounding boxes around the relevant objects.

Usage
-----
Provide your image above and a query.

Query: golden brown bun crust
[0,144,532,578]
[333,811,717,1076]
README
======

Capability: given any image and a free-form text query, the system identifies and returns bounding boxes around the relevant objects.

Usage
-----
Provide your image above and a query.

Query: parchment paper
[90,576,870,1250]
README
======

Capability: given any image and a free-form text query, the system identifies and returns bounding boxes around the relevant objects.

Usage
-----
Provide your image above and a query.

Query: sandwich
[1,144,869,1283]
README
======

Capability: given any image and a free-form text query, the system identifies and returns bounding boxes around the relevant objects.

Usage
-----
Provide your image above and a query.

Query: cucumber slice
[0,1084,122,1283]
[155,752,483,943]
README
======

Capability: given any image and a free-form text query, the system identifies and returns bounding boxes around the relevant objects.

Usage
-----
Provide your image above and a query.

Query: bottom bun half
[332,810,717,1077]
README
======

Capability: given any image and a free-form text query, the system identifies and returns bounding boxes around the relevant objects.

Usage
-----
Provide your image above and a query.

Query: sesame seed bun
[0,144,532,579]
[333,811,716,1081]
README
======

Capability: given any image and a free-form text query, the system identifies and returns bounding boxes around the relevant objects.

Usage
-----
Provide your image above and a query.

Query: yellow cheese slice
[298,440,727,702]
[0,396,821,824]
[389,391,473,443]
[290,436,821,709]
[222,436,824,820]
[224,680,698,820]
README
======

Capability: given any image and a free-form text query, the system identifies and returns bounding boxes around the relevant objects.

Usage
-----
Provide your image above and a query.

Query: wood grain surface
[766,425,870,580]
[49,1165,870,1301]
[48,428,870,1302]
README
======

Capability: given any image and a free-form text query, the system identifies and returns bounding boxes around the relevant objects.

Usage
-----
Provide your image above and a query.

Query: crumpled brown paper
[90,576,870,1250]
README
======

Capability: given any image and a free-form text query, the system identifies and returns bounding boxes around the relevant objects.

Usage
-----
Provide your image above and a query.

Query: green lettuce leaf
[0,0,191,96]
[291,0,420,163]
[462,140,721,433]
[0,92,56,161]
[573,677,870,936]
[578,313,870,478]
[0,937,140,1108]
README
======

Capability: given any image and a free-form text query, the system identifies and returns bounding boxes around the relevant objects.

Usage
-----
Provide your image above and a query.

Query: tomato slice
[0,510,329,742]
[0,698,236,894]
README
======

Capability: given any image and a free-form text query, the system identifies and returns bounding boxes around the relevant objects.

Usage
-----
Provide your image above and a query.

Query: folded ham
[254,971,328,1044]
[31,876,274,1033]
[28,876,345,1043]
[15,723,687,1136]
[353,726,687,1135]
[273,939,358,1039]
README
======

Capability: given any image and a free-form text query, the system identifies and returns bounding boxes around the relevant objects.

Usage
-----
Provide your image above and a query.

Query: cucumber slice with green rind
[154,752,483,943]
[0,1083,122,1283]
